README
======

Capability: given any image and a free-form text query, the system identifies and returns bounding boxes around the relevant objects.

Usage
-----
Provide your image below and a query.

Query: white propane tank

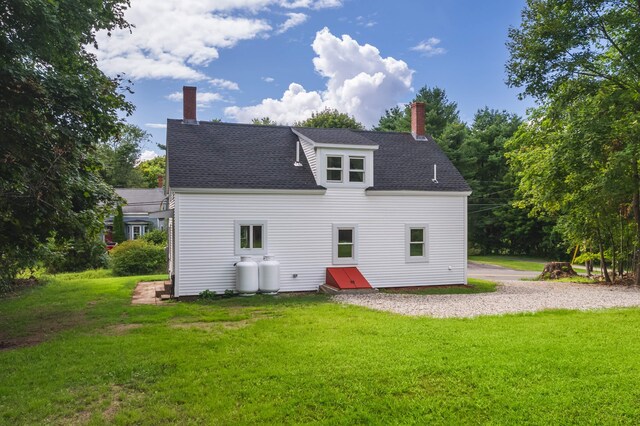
[259,255,280,295]
[236,256,258,296]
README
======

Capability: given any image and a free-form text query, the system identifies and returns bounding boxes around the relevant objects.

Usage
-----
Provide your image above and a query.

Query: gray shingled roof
[167,120,321,190]
[293,127,378,146]
[166,120,470,192]
[115,188,165,214]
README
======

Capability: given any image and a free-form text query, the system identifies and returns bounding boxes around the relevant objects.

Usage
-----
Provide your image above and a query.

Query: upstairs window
[349,157,365,183]
[326,156,343,182]
[235,221,267,255]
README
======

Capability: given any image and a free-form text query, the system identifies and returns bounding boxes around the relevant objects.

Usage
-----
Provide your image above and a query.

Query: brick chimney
[411,102,426,140]
[157,174,163,189]
[183,86,197,124]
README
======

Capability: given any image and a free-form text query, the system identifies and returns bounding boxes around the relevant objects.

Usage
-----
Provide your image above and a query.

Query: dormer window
[349,157,365,183]
[325,154,367,185]
[326,156,343,182]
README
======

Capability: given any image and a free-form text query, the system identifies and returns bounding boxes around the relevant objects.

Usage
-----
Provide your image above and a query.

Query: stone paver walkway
[132,281,170,305]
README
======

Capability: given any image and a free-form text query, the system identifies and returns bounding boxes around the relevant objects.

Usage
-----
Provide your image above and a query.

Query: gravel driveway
[332,264,640,318]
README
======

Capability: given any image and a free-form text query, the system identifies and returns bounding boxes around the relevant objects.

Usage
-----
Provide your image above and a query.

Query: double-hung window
[325,155,368,185]
[405,224,428,263]
[326,156,343,182]
[235,221,267,255]
[333,224,358,264]
[349,157,365,183]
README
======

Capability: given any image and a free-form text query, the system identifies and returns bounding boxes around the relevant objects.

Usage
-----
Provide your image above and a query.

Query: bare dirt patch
[0,310,87,351]
[0,277,43,299]
[170,319,254,330]
[103,323,144,335]
[53,384,139,425]
[169,310,276,331]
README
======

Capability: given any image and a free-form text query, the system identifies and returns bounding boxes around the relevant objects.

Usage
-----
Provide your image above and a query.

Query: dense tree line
[506,0,640,282]
[375,86,563,257]
[0,0,132,288]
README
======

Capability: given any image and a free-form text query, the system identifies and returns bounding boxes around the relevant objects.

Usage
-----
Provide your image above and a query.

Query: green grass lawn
[380,278,496,295]
[2,271,640,424]
[469,255,550,271]
[469,255,588,273]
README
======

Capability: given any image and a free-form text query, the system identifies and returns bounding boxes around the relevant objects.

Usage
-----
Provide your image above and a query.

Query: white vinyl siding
[172,189,467,296]
[299,139,318,182]
[168,193,175,276]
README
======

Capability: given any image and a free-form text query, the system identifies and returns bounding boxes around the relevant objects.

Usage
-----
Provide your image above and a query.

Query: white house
[165,86,471,297]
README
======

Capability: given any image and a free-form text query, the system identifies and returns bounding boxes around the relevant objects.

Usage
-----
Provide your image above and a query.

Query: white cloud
[167,91,227,106]
[138,150,159,163]
[355,15,376,28]
[411,38,446,57]
[262,76,275,83]
[145,123,168,129]
[226,83,323,124]
[225,27,413,127]
[209,78,240,90]
[92,0,343,81]
[276,13,308,34]
[280,0,341,9]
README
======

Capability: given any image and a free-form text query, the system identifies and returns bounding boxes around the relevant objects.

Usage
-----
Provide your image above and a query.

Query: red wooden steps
[326,267,372,290]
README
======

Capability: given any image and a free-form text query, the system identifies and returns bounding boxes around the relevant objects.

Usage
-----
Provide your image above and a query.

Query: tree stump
[539,262,577,280]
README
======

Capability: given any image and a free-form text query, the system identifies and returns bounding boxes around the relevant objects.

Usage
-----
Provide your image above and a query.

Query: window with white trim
[319,149,374,187]
[235,221,267,255]
[349,156,365,183]
[129,224,147,240]
[405,224,429,263]
[332,224,358,264]
[326,156,343,182]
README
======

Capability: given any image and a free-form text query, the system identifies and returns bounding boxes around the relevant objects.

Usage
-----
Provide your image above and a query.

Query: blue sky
[93,0,533,160]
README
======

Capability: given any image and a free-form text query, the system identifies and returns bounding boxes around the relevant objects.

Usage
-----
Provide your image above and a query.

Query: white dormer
[292,128,378,188]
[316,147,375,188]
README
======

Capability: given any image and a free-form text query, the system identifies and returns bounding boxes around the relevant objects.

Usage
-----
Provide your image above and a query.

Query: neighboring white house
[165,86,471,297]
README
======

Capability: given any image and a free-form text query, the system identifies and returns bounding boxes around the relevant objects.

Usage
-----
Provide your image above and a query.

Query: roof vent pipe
[183,86,198,124]
[294,141,302,167]
[432,164,438,183]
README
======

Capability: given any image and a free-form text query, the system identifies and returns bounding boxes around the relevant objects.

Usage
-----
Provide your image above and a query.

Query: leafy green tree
[374,86,470,163]
[465,108,560,256]
[375,86,461,140]
[0,0,131,288]
[506,0,640,281]
[99,124,147,187]
[112,206,126,244]
[142,229,168,246]
[136,156,166,188]
[252,117,280,126]
[295,108,364,129]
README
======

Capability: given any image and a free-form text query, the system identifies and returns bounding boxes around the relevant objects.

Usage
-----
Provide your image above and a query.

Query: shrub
[110,240,166,276]
[142,229,167,246]
[112,205,126,243]
[42,237,109,274]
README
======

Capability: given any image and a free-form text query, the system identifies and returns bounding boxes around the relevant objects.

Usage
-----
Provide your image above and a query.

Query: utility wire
[469,205,508,214]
